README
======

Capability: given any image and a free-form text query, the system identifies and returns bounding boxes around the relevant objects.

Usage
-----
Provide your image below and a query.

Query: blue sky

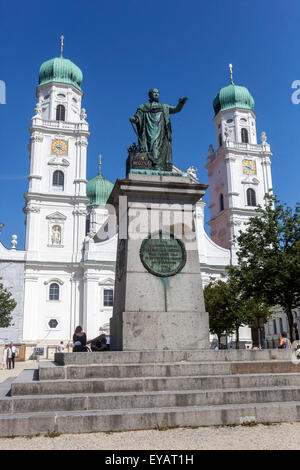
[0,0,299,249]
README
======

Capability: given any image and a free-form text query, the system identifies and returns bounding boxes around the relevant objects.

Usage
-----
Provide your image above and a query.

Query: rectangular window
[273,319,277,335]
[279,318,283,333]
[103,289,113,307]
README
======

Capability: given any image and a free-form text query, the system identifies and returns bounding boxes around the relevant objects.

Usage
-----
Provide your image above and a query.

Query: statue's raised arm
[128,88,188,172]
[169,97,188,114]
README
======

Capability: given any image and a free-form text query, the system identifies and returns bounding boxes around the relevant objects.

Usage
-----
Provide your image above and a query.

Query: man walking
[9,342,16,369]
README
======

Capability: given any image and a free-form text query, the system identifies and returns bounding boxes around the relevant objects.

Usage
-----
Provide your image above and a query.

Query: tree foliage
[0,279,17,328]
[230,195,300,341]
[204,277,272,348]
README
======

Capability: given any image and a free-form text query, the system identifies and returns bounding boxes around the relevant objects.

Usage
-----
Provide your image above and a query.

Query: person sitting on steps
[87,333,108,352]
[72,325,89,352]
[277,331,292,349]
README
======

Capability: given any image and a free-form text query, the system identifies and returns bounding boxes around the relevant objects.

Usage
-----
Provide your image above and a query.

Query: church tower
[22,38,90,342]
[206,66,273,252]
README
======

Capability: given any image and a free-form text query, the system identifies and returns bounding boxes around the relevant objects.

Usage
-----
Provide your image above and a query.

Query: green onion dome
[213,81,254,116]
[86,173,114,207]
[39,56,83,91]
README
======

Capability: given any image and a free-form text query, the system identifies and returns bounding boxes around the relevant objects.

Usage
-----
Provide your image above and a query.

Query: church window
[273,319,277,335]
[246,188,256,206]
[219,193,224,212]
[103,289,114,307]
[219,134,222,147]
[279,318,283,333]
[56,104,65,121]
[241,128,249,143]
[53,170,64,190]
[86,215,90,235]
[48,319,58,328]
[57,93,66,99]
[49,283,59,301]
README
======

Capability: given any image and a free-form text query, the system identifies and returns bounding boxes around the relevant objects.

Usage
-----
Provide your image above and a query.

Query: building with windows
[0,49,293,350]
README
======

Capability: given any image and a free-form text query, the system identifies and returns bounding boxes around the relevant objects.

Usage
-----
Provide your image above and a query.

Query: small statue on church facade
[128,88,188,172]
[51,225,61,245]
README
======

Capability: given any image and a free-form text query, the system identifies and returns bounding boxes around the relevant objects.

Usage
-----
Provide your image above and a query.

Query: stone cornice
[30,123,90,138]
[24,192,90,204]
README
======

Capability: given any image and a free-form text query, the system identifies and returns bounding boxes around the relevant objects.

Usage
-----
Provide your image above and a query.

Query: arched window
[56,104,65,121]
[53,170,64,190]
[247,188,256,206]
[241,128,249,143]
[219,133,222,147]
[49,283,59,301]
[219,193,224,212]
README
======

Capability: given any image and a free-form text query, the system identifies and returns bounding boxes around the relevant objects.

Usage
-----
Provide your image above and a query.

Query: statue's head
[148,88,160,103]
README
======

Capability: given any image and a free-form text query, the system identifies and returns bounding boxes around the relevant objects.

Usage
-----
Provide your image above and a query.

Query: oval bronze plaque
[140,231,186,277]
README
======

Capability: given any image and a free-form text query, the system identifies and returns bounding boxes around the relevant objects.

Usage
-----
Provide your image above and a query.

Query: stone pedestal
[108,173,210,351]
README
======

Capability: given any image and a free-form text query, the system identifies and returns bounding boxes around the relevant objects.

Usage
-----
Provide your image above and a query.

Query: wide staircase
[0,349,300,437]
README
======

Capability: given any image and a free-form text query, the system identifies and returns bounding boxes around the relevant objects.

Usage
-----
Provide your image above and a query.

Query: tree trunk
[235,327,240,350]
[285,307,295,343]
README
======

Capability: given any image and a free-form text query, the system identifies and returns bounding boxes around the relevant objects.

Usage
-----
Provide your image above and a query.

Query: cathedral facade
[0,51,280,350]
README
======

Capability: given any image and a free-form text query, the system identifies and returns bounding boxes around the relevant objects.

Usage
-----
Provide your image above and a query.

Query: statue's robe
[133,101,185,170]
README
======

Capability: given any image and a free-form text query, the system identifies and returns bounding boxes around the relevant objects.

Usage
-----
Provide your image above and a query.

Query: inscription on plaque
[140,231,186,277]
[132,154,150,168]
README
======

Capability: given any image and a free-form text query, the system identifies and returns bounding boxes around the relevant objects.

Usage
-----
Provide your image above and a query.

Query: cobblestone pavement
[0,360,38,382]
[0,423,298,450]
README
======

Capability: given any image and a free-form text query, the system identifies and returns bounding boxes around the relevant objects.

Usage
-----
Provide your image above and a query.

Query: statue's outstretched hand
[129,116,137,123]
[179,97,188,105]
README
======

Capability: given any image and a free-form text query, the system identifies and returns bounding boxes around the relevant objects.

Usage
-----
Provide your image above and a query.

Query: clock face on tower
[242,159,256,175]
[51,140,68,156]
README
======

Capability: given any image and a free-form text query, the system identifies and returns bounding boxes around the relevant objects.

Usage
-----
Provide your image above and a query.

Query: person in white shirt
[1,345,8,369]
[58,342,64,353]
[9,342,16,369]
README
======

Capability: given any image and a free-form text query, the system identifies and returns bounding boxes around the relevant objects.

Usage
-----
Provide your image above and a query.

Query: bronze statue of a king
[128,88,188,172]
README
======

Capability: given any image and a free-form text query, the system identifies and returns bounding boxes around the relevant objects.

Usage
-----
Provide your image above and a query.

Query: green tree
[230,195,300,342]
[204,279,234,348]
[0,279,17,328]
[204,277,272,349]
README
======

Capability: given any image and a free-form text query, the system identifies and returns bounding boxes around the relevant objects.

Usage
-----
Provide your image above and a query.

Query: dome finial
[229,63,233,84]
[60,34,64,57]
[98,154,102,176]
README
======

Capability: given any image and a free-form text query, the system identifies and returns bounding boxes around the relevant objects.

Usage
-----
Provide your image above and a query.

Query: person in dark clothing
[87,333,108,352]
[72,325,88,352]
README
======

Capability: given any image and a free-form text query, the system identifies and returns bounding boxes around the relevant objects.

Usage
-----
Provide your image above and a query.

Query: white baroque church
[0,49,281,350]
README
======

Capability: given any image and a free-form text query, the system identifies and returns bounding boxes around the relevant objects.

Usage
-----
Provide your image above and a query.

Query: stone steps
[54,349,293,365]
[1,401,300,437]
[11,370,300,396]
[4,386,300,415]
[38,360,300,381]
[1,350,300,437]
